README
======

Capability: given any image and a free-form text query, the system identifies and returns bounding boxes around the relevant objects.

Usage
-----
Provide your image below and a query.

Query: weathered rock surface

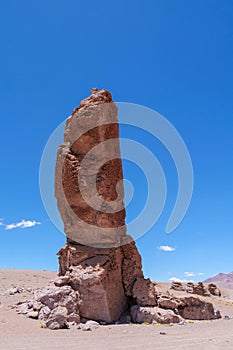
[55,88,126,247]
[16,89,221,329]
[207,283,221,297]
[131,305,182,324]
[178,296,221,320]
[132,276,157,306]
[157,296,179,310]
[57,236,149,323]
[186,282,210,296]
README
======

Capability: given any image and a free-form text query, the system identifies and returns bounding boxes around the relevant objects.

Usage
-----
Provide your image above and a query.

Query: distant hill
[204,272,233,290]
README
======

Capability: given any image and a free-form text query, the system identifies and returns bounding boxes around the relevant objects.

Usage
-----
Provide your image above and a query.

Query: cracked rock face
[55,88,126,247]
[33,88,221,327]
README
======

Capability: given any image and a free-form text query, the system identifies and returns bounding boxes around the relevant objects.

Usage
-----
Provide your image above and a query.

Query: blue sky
[0,0,233,282]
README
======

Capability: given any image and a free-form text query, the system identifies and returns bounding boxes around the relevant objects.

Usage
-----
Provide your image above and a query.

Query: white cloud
[169,277,195,283]
[4,220,41,230]
[0,219,4,226]
[158,245,175,252]
[197,272,204,276]
[184,272,196,277]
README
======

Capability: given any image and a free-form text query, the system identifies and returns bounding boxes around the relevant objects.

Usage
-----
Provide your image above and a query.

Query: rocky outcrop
[186,282,210,296]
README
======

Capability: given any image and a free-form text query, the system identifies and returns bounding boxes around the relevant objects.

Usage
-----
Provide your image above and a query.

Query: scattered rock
[45,306,68,330]
[5,287,19,295]
[170,282,185,291]
[16,284,81,329]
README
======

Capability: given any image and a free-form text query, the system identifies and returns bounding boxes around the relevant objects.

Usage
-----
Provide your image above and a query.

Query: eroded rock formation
[54,88,151,323]
[16,89,222,329]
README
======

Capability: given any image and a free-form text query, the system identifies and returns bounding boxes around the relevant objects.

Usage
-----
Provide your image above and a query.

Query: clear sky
[0,0,232,282]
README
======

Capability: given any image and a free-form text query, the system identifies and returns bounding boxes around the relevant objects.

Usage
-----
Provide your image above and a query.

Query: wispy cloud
[197,272,204,276]
[184,271,195,277]
[158,245,175,252]
[1,219,41,230]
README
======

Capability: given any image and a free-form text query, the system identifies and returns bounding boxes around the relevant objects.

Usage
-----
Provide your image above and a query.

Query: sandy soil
[0,269,233,350]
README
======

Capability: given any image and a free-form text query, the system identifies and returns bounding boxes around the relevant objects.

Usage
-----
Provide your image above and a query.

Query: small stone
[82,320,100,331]
[5,287,18,295]
[27,311,39,319]
[54,275,70,287]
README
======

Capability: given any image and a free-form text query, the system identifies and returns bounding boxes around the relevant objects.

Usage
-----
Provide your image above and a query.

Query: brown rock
[54,275,70,287]
[57,236,144,323]
[186,282,210,296]
[132,276,157,306]
[178,296,221,320]
[55,88,126,247]
[207,283,221,297]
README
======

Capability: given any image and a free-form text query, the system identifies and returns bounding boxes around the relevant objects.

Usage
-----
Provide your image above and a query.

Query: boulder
[178,296,221,320]
[131,305,182,324]
[207,283,221,297]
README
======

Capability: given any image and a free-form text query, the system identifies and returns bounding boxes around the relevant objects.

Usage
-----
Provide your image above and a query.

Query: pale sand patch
[0,269,233,350]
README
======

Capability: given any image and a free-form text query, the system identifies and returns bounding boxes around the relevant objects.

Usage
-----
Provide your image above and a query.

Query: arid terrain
[0,269,233,350]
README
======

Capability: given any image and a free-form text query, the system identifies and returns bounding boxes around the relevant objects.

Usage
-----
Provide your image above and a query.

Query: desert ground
[0,269,233,350]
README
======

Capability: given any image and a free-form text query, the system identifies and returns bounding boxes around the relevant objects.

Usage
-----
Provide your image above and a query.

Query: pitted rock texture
[55,88,126,247]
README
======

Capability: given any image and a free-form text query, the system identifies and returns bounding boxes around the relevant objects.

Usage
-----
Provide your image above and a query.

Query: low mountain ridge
[204,272,233,290]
